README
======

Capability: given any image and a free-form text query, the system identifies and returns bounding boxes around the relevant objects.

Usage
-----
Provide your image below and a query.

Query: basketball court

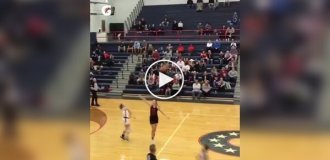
[90,98,240,160]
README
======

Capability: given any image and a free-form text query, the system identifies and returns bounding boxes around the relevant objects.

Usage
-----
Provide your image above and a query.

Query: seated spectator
[177,21,184,33]
[228,67,238,83]
[129,73,137,85]
[192,80,202,100]
[211,66,219,76]
[177,44,185,53]
[200,51,209,63]
[133,40,141,54]
[137,21,143,33]
[206,40,213,51]
[174,73,182,84]
[182,61,191,72]
[157,24,165,35]
[188,44,195,53]
[164,15,170,27]
[219,67,228,79]
[118,42,126,52]
[141,17,147,27]
[147,74,155,86]
[213,39,221,52]
[208,0,215,9]
[147,44,154,57]
[230,39,237,49]
[187,0,194,8]
[149,24,156,35]
[164,50,172,60]
[164,84,172,96]
[172,20,178,31]
[176,59,185,69]
[226,25,235,41]
[197,22,204,35]
[232,12,239,26]
[207,50,212,58]
[202,80,212,97]
[204,23,213,35]
[218,77,231,91]
[144,24,149,31]
[166,44,173,52]
[137,69,145,85]
[203,71,211,81]
[172,79,181,94]
[196,0,204,12]
[141,40,147,53]
[219,25,227,40]
[132,21,137,30]
[127,41,134,53]
[152,49,160,62]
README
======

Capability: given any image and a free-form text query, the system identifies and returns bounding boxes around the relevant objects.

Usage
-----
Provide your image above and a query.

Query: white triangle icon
[159,72,173,88]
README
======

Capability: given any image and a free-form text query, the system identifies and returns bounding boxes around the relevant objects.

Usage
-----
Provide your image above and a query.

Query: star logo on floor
[199,131,240,157]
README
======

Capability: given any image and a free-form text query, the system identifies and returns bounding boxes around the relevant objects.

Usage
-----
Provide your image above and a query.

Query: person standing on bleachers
[192,80,202,100]
[196,0,204,12]
[206,40,213,51]
[208,0,215,9]
[188,44,195,55]
[177,44,185,54]
[177,21,184,33]
[118,42,126,52]
[187,0,194,8]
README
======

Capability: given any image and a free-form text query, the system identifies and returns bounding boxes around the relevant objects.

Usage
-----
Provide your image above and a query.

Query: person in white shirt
[206,40,213,51]
[230,39,237,49]
[182,64,191,72]
[177,21,184,33]
[119,104,134,141]
[192,80,202,100]
[90,78,100,106]
[176,59,185,68]
[197,145,209,160]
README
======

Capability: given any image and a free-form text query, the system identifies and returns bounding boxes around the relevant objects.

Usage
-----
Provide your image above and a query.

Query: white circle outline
[144,60,185,100]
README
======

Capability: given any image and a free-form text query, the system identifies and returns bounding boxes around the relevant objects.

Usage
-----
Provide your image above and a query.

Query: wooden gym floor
[90,99,240,160]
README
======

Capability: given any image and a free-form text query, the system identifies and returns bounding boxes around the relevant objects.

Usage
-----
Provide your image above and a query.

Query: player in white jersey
[119,104,133,141]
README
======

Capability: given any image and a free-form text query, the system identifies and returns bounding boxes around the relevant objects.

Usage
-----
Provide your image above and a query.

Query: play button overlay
[144,60,184,100]
[159,72,173,88]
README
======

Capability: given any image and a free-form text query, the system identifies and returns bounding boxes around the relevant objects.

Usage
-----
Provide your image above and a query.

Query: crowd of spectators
[123,38,239,99]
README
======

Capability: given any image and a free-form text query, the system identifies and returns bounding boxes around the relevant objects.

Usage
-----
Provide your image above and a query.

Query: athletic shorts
[149,116,158,124]
[123,118,130,125]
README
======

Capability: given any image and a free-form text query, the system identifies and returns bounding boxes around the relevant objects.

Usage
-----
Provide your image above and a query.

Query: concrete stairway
[100,55,140,97]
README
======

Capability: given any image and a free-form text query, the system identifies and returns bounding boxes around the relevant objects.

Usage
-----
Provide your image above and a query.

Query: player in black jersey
[140,97,169,142]
[146,144,157,160]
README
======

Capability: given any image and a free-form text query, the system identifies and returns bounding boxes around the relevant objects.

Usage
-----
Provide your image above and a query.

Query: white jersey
[122,107,130,125]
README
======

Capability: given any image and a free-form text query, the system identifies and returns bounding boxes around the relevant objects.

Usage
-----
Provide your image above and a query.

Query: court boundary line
[157,113,190,157]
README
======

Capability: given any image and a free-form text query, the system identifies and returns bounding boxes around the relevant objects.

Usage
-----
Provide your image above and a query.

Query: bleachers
[125,3,240,41]
[121,42,239,98]
[90,52,130,91]
[135,3,239,29]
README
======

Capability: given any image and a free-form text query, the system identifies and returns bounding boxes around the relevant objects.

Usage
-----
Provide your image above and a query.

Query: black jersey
[147,153,157,160]
[150,105,158,117]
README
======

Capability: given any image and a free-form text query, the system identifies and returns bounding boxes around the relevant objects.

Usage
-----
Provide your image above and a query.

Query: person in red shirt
[219,67,228,79]
[200,50,209,63]
[177,44,185,53]
[152,49,160,62]
[188,44,195,53]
